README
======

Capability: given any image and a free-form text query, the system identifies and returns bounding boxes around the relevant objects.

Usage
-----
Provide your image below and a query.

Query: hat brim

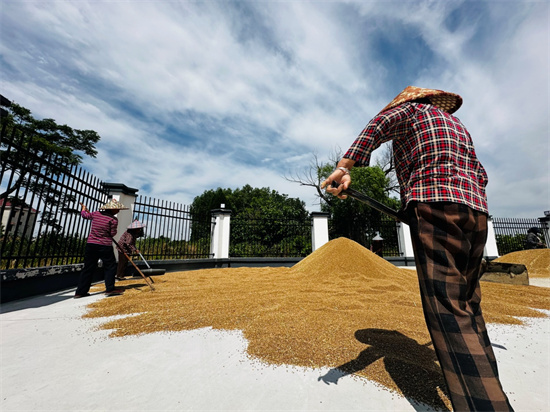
[100,199,129,210]
[379,86,462,115]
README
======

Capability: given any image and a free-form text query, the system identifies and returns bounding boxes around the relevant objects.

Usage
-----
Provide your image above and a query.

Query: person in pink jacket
[74,198,128,298]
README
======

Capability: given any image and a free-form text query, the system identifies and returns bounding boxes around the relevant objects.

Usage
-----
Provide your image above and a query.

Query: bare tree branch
[375,143,400,195]
[283,149,345,207]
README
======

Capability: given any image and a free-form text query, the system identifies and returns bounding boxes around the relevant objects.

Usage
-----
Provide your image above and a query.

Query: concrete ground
[1,280,549,412]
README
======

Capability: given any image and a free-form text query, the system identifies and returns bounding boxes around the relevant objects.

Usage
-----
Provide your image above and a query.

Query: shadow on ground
[319,328,450,411]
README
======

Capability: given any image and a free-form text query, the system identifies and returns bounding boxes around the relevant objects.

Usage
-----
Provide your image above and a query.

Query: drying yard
[1,238,549,411]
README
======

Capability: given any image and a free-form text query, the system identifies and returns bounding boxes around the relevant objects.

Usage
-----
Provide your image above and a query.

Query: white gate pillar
[396,221,415,264]
[311,212,330,251]
[102,183,139,250]
[210,205,232,259]
[484,217,500,259]
[539,212,550,247]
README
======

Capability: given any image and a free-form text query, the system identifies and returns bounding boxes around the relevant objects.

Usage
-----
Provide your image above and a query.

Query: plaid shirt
[116,231,138,255]
[344,102,488,213]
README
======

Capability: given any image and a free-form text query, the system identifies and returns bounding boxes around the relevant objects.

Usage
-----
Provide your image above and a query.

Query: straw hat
[379,86,463,115]
[127,219,146,229]
[100,198,128,210]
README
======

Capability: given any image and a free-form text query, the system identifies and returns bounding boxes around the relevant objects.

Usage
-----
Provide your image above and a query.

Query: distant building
[0,198,38,238]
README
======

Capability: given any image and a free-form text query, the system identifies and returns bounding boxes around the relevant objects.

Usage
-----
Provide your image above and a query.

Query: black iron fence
[1,123,109,269]
[230,216,312,257]
[492,217,546,255]
[132,196,212,260]
[2,116,547,269]
[369,215,400,257]
[327,214,401,257]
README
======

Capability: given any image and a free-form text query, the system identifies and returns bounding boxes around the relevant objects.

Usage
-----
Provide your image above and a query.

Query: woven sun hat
[378,85,463,115]
[100,198,128,210]
[127,219,146,229]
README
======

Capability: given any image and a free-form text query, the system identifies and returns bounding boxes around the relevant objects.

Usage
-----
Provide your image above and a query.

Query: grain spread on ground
[494,249,550,278]
[85,237,550,410]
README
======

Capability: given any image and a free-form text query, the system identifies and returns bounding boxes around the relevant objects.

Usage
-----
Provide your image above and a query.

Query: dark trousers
[117,252,130,278]
[75,243,117,295]
[407,202,513,411]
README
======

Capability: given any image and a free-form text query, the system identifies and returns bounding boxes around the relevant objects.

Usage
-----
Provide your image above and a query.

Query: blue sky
[1,0,548,218]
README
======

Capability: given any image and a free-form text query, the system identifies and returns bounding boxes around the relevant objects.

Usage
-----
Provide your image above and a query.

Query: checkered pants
[407,202,513,411]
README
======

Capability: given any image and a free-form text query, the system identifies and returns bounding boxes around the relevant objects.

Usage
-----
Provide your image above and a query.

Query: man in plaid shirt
[323,86,513,411]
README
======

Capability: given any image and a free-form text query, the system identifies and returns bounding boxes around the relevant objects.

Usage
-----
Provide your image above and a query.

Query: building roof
[0,198,38,213]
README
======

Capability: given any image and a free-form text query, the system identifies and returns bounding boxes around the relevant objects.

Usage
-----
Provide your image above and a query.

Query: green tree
[0,94,100,231]
[189,188,229,241]
[324,166,400,246]
[190,185,311,257]
[495,233,531,255]
[285,150,400,246]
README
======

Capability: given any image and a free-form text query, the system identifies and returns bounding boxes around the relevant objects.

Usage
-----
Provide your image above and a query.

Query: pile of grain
[86,237,549,410]
[494,249,550,278]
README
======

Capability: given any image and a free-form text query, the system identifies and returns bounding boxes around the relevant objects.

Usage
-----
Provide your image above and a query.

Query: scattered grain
[494,249,550,278]
[86,237,549,410]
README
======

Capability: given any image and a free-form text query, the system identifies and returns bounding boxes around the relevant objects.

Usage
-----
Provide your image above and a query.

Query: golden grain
[494,249,550,278]
[85,237,549,410]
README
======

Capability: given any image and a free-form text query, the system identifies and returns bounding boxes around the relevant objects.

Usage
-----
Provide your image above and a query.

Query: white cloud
[1,0,547,218]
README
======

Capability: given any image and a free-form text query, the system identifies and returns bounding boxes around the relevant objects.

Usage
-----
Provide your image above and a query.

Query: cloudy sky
[1,0,548,218]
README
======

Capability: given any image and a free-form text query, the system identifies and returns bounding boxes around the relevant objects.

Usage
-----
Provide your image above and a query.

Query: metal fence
[1,123,110,269]
[369,215,400,257]
[492,217,545,255]
[230,215,312,257]
[132,196,212,260]
[328,214,401,257]
[2,115,546,268]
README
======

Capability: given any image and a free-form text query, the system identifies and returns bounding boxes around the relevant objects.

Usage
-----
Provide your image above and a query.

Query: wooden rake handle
[112,238,155,291]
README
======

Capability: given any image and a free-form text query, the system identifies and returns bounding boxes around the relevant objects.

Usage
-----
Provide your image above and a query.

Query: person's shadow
[318,329,450,411]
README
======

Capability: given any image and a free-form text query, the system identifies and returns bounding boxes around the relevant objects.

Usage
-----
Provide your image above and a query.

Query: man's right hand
[321,172,351,199]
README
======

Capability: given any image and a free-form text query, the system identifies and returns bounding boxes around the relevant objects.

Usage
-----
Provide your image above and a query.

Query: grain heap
[494,249,550,278]
[86,237,549,410]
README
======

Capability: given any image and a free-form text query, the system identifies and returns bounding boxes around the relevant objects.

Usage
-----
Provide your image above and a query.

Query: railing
[492,217,545,255]
[2,119,546,268]
[132,196,212,260]
[230,216,312,257]
[369,215,400,257]
[1,124,109,269]
[328,214,401,257]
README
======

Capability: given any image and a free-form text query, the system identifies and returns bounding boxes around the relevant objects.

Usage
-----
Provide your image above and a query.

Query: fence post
[311,212,330,251]
[539,212,550,246]
[396,222,415,265]
[484,217,500,259]
[210,205,231,259]
[102,183,139,243]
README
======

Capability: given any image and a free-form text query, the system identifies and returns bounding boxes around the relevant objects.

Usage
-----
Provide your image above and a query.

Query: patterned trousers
[407,202,513,411]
